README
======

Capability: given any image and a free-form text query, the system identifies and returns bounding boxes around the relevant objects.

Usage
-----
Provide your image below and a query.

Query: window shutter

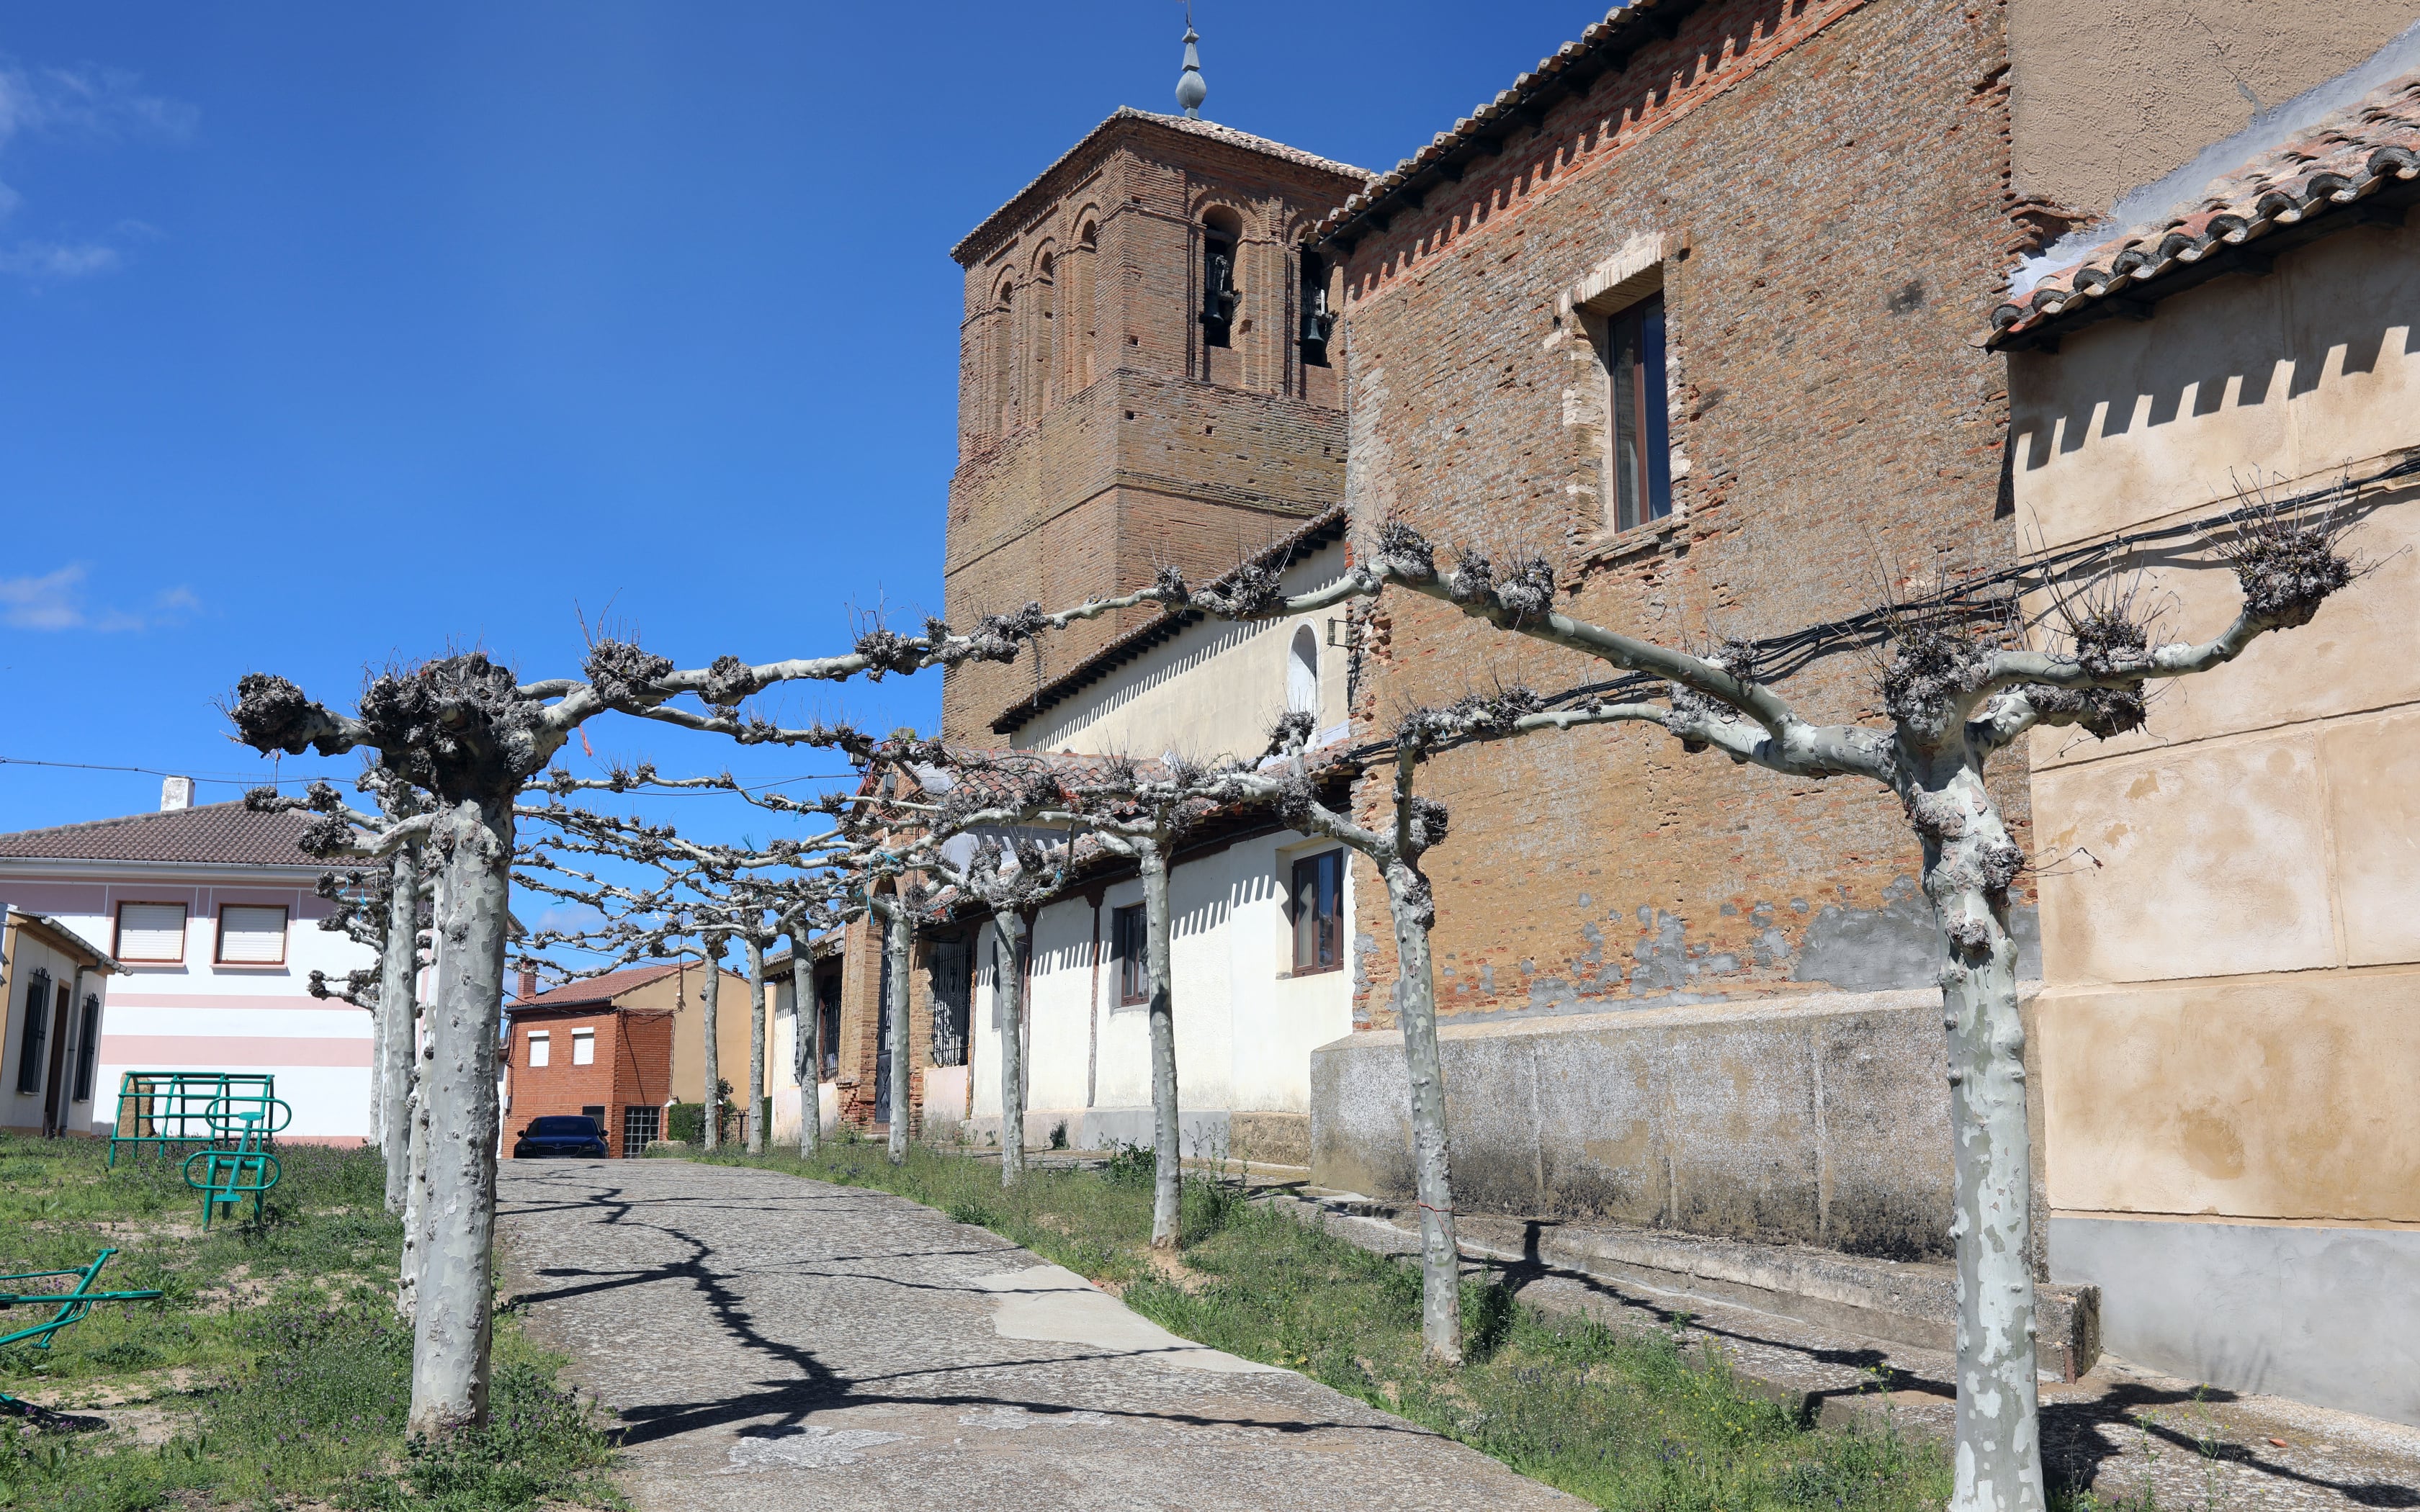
[117,904,188,963]
[529,1031,550,1068]
[572,1028,595,1066]
[218,905,288,964]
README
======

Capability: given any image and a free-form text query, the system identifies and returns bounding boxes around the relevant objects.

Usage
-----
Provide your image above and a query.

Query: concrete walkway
[496,1158,1583,1511]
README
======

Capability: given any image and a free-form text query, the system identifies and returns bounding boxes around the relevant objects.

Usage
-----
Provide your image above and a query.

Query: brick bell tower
[938,45,1368,742]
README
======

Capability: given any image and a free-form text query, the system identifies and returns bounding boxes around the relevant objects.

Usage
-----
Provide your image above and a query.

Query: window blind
[218,905,288,964]
[117,903,187,963]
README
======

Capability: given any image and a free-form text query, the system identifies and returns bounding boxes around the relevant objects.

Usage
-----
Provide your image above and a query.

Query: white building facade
[957,517,1361,1166]
[0,788,378,1143]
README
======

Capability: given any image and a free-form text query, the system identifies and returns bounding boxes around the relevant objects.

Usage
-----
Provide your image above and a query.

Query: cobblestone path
[497,1158,1584,1511]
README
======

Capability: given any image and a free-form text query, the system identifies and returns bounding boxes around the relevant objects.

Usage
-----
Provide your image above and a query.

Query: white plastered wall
[964,828,1353,1152]
[1011,539,1352,761]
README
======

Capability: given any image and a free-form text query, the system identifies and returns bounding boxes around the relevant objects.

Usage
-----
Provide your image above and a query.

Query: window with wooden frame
[1289,850,1344,976]
[1603,292,1672,531]
[528,1030,551,1068]
[1113,904,1150,1005]
[215,904,288,966]
[115,902,187,963]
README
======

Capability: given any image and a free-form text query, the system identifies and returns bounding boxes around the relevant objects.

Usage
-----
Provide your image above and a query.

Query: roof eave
[1987,168,2420,353]
[1312,0,1703,255]
[954,109,1371,266]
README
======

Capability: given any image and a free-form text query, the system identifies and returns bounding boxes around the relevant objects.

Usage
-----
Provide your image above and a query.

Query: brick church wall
[1327,0,2033,1029]
[941,116,1366,742]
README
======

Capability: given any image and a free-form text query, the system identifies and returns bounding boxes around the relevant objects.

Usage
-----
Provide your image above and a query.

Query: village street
[496,1158,1585,1511]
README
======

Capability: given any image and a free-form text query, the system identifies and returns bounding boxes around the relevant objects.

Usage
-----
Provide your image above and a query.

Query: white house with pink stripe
[0,778,377,1143]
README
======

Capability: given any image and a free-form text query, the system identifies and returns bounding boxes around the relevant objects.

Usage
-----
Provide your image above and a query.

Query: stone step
[1274,1188,2100,1382]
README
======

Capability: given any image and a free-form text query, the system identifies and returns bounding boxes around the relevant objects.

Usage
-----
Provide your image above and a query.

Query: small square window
[217,904,288,966]
[528,1030,551,1068]
[116,902,187,963]
[1289,852,1343,975]
[571,1028,596,1066]
[622,1104,661,1155]
[1603,292,1672,531]
[1113,904,1150,1006]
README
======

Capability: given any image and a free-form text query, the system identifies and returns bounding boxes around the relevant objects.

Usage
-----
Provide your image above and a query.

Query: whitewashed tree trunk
[380,844,421,1215]
[745,937,768,1155]
[1383,856,1463,1364]
[790,940,820,1158]
[407,795,511,1436]
[884,903,913,1164]
[699,943,722,1152]
[992,910,1028,1187]
[1138,841,1180,1249]
[1911,752,2043,1512]
[397,1076,429,1320]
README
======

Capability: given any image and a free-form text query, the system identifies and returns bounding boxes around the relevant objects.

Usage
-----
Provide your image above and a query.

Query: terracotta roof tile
[1989,69,2420,348]
[519,960,694,1010]
[954,107,1370,266]
[0,801,327,868]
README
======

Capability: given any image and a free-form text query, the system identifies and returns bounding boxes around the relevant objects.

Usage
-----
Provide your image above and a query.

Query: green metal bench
[181,1107,282,1230]
[0,1249,163,1410]
[108,1071,288,1167]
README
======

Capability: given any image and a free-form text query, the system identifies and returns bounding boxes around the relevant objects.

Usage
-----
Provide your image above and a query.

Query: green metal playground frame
[107,1071,290,1166]
[0,1249,162,1410]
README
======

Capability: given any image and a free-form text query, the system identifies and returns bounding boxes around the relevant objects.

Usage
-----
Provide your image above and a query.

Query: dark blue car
[512,1115,609,1159]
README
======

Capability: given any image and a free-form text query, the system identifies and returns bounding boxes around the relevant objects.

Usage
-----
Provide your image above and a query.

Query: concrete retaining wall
[1310,987,1966,1260]
[2051,1215,2420,1427]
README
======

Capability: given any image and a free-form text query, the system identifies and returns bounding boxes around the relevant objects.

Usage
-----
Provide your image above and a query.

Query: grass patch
[681,1136,1952,1511]
[0,1133,618,1511]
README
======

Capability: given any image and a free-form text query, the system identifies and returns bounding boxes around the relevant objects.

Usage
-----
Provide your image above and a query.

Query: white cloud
[0,564,202,631]
[0,240,117,276]
[0,564,86,629]
[0,57,192,280]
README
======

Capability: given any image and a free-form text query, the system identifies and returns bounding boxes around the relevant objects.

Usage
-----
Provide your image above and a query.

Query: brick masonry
[941,114,1365,740]
[1325,0,2035,1032]
[505,1006,674,1158]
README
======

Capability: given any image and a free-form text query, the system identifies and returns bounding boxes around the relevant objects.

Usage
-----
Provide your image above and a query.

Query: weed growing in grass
[684,1141,1953,1511]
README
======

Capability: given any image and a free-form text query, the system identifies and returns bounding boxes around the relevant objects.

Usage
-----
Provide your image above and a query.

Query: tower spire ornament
[1175,5,1207,120]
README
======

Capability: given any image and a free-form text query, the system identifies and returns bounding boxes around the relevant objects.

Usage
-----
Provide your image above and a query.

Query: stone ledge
[1267,1189,2099,1382]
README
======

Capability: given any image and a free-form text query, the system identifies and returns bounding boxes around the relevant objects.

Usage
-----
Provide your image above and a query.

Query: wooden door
[41,982,71,1136]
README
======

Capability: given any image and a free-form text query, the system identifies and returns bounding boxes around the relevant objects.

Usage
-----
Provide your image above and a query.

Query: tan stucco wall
[2009,0,2417,215]
[609,966,754,1107]
[2040,974,2420,1223]
[2009,216,2420,1230]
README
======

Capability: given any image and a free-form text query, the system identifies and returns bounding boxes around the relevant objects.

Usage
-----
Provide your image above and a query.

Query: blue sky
[0,1,1605,846]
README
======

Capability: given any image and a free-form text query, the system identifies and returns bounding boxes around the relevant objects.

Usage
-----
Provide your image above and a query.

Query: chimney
[160,775,194,811]
[517,968,538,1002]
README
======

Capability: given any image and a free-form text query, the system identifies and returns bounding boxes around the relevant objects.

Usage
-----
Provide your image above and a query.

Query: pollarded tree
[920,833,1069,1187]
[1202,701,1540,1364]
[224,564,1415,1433]
[228,639,967,1435]
[514,789,853,1158]
[1345,502,2358,1512]
[941,750,1247,1248]
[245,775,429,1219]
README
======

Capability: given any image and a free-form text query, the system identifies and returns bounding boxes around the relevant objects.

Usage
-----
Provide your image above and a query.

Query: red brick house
[503,958,752,1158]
